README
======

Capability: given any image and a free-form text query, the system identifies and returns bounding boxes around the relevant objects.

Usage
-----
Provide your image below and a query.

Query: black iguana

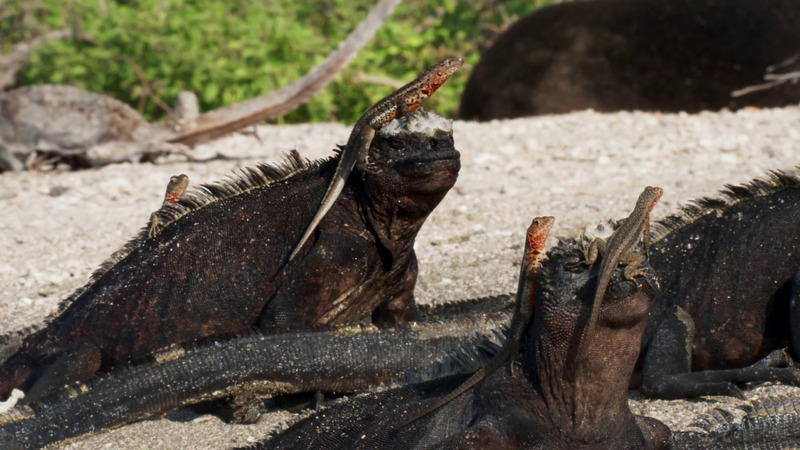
[637,168,800,399]
[0,109,460,405]
[0,296,513,449]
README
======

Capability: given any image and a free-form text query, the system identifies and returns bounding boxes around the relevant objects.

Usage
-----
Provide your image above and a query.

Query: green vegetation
[0,0,558,123]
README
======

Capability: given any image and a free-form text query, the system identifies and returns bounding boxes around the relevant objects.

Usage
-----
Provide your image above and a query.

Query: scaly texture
[0,111,460,404]
[673,394,800,448]
[258,193,670,449]
[400,216,554,425]
[638,168,800,399]
[577,186,661,366]
[0,296,512,449]
[287,56,464,262]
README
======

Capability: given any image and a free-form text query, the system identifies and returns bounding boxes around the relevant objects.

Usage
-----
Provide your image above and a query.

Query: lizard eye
[429,138,438,148]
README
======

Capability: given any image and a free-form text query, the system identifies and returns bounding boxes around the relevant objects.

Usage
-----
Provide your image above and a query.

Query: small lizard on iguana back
[147,174,189,238]
[287,56,464,262]
[576,186,662,366]
[401,215,554,426]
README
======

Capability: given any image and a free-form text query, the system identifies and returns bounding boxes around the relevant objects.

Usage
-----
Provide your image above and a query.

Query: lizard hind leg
[21,340,101,405]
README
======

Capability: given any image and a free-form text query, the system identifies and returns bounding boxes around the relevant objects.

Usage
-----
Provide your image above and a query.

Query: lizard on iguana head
[399,216,554,426]
[287,56,464,262]
[574,186,662,374]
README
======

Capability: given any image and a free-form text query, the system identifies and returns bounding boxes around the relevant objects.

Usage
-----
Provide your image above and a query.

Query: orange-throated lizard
[402,216,554,426]
[576,186,663,366]
[287,57,464,262]
[148,174,189,238]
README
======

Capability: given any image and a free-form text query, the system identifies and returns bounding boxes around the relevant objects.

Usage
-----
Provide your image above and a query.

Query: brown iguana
[0,101,460,407]
[0,0,402,171]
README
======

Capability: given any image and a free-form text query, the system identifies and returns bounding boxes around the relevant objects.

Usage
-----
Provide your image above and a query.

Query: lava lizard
[577,186,663,364]
[287,57,464,262]
[401,215,554,426]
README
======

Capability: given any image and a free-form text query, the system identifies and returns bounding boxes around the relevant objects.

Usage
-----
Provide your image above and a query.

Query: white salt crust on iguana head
[582,219,616,243]
[379,110,453,138]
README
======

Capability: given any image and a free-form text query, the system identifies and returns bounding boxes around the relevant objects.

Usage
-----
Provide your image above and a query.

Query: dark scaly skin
[0,112,460,403]
[637,169,800,399]
[401,216,554,426]
[673,394,800,448]
[288,57,464,262]
[258,195,671,449]
[0,297,512,449]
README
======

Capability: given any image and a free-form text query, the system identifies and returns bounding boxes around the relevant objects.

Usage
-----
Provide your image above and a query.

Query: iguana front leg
[642,305,800,399]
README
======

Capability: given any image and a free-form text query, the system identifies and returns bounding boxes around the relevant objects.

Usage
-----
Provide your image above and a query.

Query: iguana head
[356,111,460,245]
[524,238,664,445]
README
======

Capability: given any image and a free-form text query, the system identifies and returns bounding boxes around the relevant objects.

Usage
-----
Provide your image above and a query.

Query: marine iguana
[258,191,672,449]
[636,168,800,399]
[0,297,512,449]
[0,108,460,405]
[287,56,463,262]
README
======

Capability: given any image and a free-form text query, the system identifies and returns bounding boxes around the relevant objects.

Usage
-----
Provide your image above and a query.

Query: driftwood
[732,53,800,97]
[0,0,402,172]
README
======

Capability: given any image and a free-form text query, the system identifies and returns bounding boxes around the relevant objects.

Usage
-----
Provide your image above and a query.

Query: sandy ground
[1,106,799,448]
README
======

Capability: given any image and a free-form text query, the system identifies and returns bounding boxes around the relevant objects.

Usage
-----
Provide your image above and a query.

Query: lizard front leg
[583,237,606,266]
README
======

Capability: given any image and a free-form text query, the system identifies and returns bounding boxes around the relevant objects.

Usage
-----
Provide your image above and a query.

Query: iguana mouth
[393,149,460,176]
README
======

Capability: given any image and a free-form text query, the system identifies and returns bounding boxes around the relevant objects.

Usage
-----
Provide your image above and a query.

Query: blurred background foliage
[0,0,558,123]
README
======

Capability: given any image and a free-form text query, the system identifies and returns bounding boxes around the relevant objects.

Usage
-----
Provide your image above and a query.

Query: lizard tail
[288,127,375,262]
